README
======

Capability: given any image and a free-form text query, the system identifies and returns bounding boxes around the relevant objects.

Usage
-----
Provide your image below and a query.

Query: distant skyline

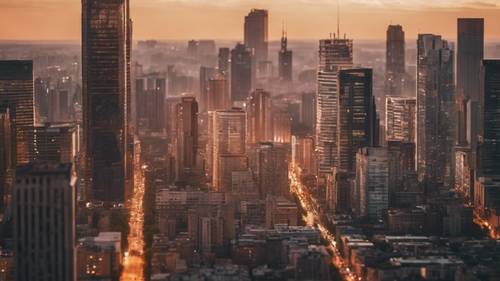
[1,0,500,41]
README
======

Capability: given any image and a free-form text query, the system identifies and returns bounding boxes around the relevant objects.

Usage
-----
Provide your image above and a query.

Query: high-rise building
[316,38,353,174]
[231,43,253,103]
[300,93,316,133]
[218,154,248,193]
[176,97,198,180]
[218,48,231,76]
[385,96,416,143]
[457,19,484,102]
[387,141,416,204]
[278,28,293,82]
[292,135,315,174]
[256,142,289,198]
[82,0,131,202]
[385,25,405,96]
[355,147,389,219]
[457,18,484,172]
[136,74,167,133]
[416,34,454,186]
[208,109,246,189]
[0,60,34,165]
[478,60,500,177]
[199,66,216,113]
[207,74,230,112]
[13,162,76,281]
[337,68,377,173]
[244,9,268,64]
[273,109,292,143]
[247,89,273,144]
[0,106,14,212]
[28,123,77,163]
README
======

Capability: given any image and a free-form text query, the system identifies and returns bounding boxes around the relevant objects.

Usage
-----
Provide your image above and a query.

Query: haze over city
[1,0,500,40]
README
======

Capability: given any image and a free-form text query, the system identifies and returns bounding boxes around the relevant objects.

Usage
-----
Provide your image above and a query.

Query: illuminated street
[120,165,146,281]
[289,164,358,281]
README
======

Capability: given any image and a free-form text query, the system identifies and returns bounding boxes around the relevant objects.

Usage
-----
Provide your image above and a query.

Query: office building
[300,93,316,133]
[231,43,253,102]
[273,109,292,143]
[82,0,131,202]
[256,142,289,198]
[244,9,268,64]
[457,19,484,102]
[337,68,377,173]
[199,66,216,113]
[385,25,405,96]
[218,48,230,76]
[278,28,293,82]
[176,97,198,180]
[416,34,454,186]
[355,147,389,219]
[247,89,273,144]
[28,123,77,163]
[0,60,34,165]
[316,38,353,173]
[136,74,167,133]
[13,163,76,281]
[478,60,500,177]
[218,154,249,193]
[207,74,230,112]
[0,106,14,212]
[208,109,246,190]
[292,135,315,174]
[385,96,416,143]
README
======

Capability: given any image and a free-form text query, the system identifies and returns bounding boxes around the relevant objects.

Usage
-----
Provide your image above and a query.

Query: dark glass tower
[231,43,253,103]
[337,68,377,173]
[385,25,405,96]
[82,0,131,202]
[478,60,500,176]
[278,28,293,82]
[244,9,268,64]
[0,60,34,165]
[416,34,455,187]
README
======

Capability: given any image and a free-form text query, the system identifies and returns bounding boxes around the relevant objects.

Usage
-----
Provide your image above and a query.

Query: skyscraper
[218,47,231,76]
[199,66,216,113]
[457,19,484,102]
[256,142,289,198]
[136,74,166,133]
[0,60,34,165]
[176,97,198,180]
[457,18,484,171]
[416,34,454,186]
[355,147,389,219]
[82,0,131,202]
[385,96,416,143]
[316,38,353,174]
[478,60,500,177]
[385,25,405,96]
[278,27,293,82]
[247,89,273,144]
[208,109,246,190]
[0,106,13,212]
[244,9,268,64]
[231,43,253,103]
[207,74,230,112]
[13,162,76,281]
[337,68,377,173]
[300,92,316,133]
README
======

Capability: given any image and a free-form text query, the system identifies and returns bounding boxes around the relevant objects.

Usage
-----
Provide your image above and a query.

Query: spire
[281,20,287,51]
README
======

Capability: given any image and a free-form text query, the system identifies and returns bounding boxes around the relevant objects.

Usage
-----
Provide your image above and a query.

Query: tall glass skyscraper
[385,25,405,96]
[478,60,500,177]
[82,0,131,202]
[416,34,454,187]
[0,60,34,165]
[316,38,353,174]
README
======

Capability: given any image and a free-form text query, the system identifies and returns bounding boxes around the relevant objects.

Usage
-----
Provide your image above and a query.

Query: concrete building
[247,89,273,144]
[175,97,198,180]
[231,43,253,103]
[355,147,389,219]
[385,25,406,96]
[13,162,76,281]
[385,96,416,143]
[244,9,269,64]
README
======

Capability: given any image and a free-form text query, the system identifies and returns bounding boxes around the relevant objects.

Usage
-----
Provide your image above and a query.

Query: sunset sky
[0,0,499,41]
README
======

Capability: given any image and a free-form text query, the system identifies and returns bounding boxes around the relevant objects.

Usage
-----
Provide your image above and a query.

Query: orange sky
[0,0,499,41]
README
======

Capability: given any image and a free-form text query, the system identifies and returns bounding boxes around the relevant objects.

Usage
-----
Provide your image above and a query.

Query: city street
[121,165,146,281]
[289,165,359,281]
